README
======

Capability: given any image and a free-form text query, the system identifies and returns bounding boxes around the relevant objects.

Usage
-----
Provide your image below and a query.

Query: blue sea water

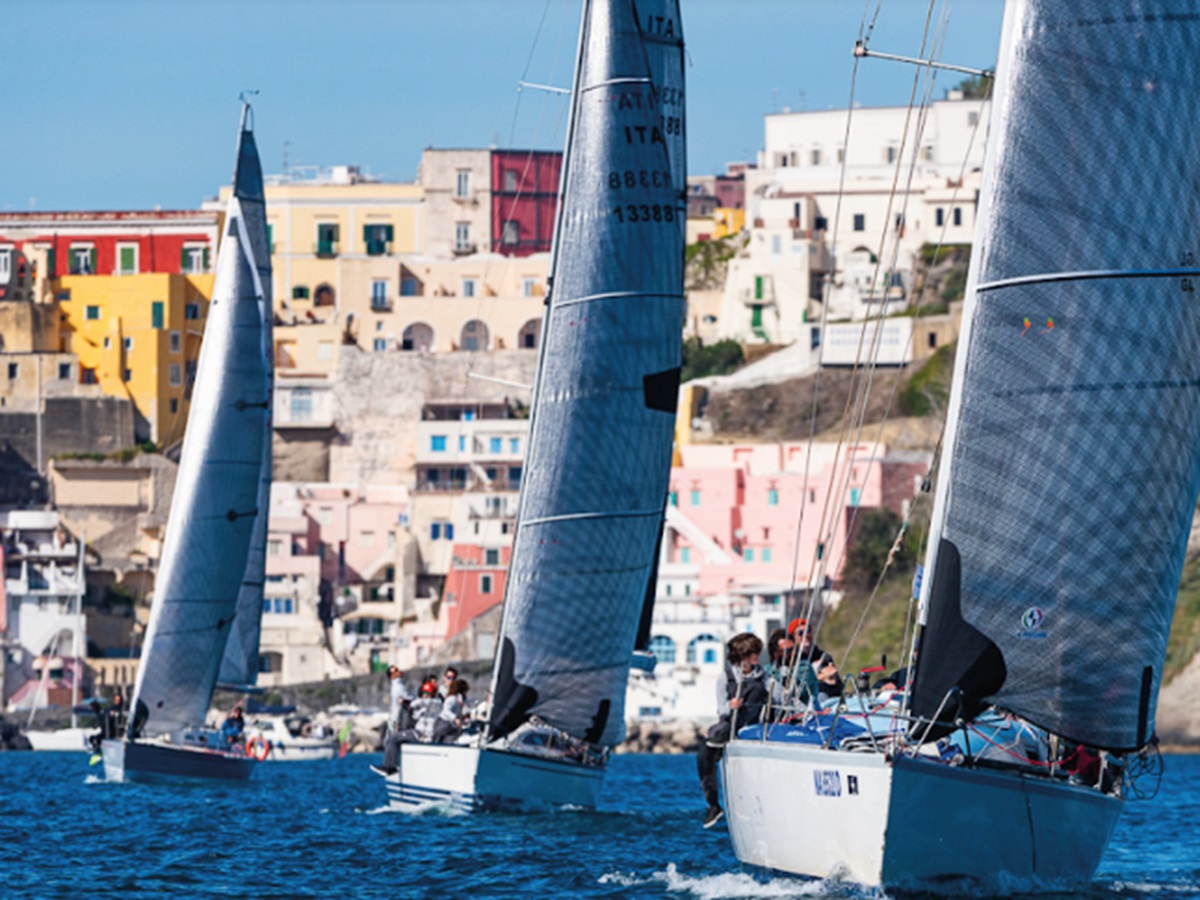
[0,752,1197,899]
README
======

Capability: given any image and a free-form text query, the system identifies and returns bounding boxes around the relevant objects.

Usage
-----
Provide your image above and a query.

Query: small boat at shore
[103,100,273,783]
[245,714,338,762]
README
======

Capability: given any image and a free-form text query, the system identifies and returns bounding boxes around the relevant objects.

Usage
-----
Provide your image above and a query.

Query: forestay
[913,0,1200,752]
[130,109,274,737]
[488,0,686,746]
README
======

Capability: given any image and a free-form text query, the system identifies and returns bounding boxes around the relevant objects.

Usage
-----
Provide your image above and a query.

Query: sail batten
[131,110,273,736]
[913,0,1200,752]
[487,0,686,746]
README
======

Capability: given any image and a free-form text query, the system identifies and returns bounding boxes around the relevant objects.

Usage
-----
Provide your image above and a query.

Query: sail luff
[488,0,686,746]
[129,109,272,737]
[911,0,1200,751]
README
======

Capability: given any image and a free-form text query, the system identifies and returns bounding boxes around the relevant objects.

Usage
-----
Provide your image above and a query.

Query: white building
[721,94,989,342]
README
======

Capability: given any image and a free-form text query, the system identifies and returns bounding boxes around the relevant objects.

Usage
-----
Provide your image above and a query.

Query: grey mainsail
[913,0,1200,751]
[488,0,686,746]
[130,106,273,737]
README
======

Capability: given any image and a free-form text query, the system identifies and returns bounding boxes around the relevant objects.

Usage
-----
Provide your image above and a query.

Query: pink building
[660,442,926,598]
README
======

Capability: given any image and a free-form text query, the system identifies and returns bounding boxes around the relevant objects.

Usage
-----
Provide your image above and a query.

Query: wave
[599,863,891,899]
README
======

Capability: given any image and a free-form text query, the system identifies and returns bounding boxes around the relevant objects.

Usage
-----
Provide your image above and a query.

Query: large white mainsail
[129,105,273,738]
[487,0,686,747]
[912,0,1200,753]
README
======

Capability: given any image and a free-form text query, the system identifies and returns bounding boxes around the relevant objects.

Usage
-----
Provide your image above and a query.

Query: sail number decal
[613,204,676,223]
[813,770,842,797]
[608,169,672,190]
[640,13,677,38]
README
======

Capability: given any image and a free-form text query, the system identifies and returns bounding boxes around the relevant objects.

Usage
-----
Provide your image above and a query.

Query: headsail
[488,0,686,746]
[130,105,274,736]
[913,0,1200,752]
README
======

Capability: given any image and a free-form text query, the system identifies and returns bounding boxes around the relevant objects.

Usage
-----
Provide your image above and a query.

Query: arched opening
[460,319,490,352]
[401,322,434,352]
[314,283,336,307]
[517,318,541,350]
[687,633,721,665]
[648,635,676,665]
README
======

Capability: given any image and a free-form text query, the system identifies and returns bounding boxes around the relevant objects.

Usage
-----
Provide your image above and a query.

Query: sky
[0,0,1004,212]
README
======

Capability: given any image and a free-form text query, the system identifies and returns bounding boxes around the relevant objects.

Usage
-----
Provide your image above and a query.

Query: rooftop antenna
[282,140,291,175]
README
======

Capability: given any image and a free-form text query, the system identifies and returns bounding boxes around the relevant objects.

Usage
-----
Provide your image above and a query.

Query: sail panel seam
[555,290,684,309]
[977,268,1200,292]
[520,509,662,526]
[580,76,653,93]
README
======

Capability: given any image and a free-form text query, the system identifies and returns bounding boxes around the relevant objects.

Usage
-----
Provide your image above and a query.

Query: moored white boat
[246,714,338,762]
[25,727,91,752]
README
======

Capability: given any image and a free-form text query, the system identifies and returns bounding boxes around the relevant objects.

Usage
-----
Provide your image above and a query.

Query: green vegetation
[54,440,158,464]
[898,343,955,417]
[681,337,744,382]
[940,268,967,302]
[685,234,743,290]
[952,73,991,100]
[818,576,915,677]
[1167,553,1200,683]
[840,508,923,593]
[919,243,961,265]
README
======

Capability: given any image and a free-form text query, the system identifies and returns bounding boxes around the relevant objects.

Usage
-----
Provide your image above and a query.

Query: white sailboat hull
[25,727,92,752]
[101,738,256,783]
[382,743,606,813]
[721,740,1122,888]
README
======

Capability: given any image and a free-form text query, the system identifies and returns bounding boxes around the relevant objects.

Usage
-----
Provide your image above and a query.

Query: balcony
[453,242,477,256]
[315,241,340,258]
[366,240,392,257]
[370,295,393,312]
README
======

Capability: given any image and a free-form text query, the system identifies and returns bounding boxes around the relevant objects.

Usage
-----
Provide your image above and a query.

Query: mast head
[232,92,264,202]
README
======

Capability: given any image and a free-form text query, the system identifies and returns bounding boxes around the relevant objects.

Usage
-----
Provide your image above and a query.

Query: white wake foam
[599,863,891,899]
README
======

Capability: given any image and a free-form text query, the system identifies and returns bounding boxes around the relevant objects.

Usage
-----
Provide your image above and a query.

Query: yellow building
[714,207,746,238]
[56,273,213,446]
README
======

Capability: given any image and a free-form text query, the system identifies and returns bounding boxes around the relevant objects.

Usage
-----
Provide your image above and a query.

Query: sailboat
[101,101,273,783]
[721,0,1200,886]
[377,0,686,812]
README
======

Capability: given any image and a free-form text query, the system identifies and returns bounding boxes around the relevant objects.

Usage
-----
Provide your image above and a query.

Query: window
[953,207,963,226]
[680,547,691,564]
[501,220,519,246]
[811,148,821,165]
[268,540,282,557]
[0,249,9,281]
[455,169,471,197]
[371,280,389,310]
[445,523,454,540]
[485,548,500,566]
[687,634,719,665]
[431,435,447,452]
[292,286,310,300]
[80,367,97,385]
[814,216,828,231]
[762,548,773,563]
[690,490,700,506]
[117,243,138,274]
[316,223,339,255]
[817,541,825,560]
[768,488,779,506]
[373,338,387,351]
[510,466,522,486]
[489,437,501,453]
[509,437,519,454]
[123,336,133,351]
[458,435,466,451]
[771,234,781,255]
[401,277,419,296]
[364,224,394,256]
[103,337,111,349]
[455,222,471,252]
[480,574,493,594]
[181,244,208,273]
[290,386,312,421]
[744,547,754,562]
[431,522,441,540]
[85,305,100,321]
[462,278,477,298]
[185,303,200,320]
[850,487,861,506]
[6,362,16,379]
[936,208,945,227]
[169,398,178,413]
[669,491,678,506]
[522,277,536,297]
[968,111,979,127]
[503,170,518,191]
[57,363,71,380]
[123,368,132,382]
[649,635,676,665]
[168,364,182,386]
[70,245,95,275]
[169,331,181,353]
[151,301,164,329]
[853,214,865,232]
[929,331,938,349]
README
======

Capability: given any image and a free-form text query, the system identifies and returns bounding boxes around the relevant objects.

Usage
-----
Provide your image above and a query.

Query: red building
[441,544,511,639]
[0,210,219,284]
[490,150,562,257]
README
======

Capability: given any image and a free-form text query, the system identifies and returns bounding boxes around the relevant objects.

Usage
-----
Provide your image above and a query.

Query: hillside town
[1,89,1009,734]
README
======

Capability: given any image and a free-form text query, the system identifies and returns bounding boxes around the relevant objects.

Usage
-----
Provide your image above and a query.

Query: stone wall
[0,396,134,471]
